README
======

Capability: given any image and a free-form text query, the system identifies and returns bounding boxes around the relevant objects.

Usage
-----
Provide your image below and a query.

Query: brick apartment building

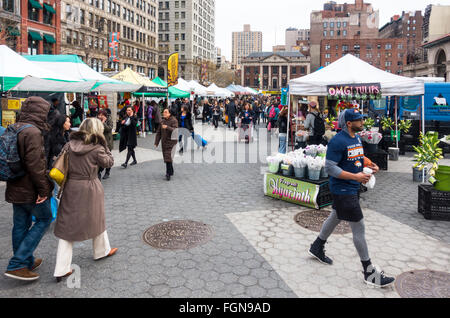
[320,38,408,75]
[379,11,423,64]
[310,0,379,71]
[0,0,61,55]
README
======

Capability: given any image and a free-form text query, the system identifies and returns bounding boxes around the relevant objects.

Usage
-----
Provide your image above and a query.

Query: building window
[43,4,55,25]
[323,30,327,37]
[337,22,341,28]
[325,44,330,50]
[330,22,334,28]
[342,45,348,52]
[343,22,347,28]
[343,30,347,37]
[385,44,392,50]
[3,0,14,12]
[28,34,40,55]
[323,22,327,28]
[28,0,41,22]
[325,53,331,59]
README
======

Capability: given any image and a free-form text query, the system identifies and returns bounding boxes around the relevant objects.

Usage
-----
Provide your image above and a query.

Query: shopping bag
[225,115,229,124]
[49,148,68,187]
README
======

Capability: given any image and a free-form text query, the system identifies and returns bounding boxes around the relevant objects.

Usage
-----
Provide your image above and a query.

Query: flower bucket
[268,162,281,174]
[320,167,328,178]
[281,164,293,176]
[308,168,321,181]
[434,165,450,192]
[365,143,378,153]
[294,166,306,179]
[413,167,428,183]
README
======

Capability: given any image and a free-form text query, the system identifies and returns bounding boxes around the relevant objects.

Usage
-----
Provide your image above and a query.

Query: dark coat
[153,106,162,124]
[119,115,137,152]
[177,112,194,132]
[103,115,114,151]
[278,116,288,134]
[226,102,237,116]
[5,97,53,204]
[54,132,114,242]
[155,116,178,163]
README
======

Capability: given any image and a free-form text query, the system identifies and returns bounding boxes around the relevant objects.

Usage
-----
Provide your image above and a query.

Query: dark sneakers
[309,240,333,265]
[363,265,396,288]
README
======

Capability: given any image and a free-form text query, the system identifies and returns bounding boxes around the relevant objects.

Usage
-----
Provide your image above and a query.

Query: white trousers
[54,231,111,277]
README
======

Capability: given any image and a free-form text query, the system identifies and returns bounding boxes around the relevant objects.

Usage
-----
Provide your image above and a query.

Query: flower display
[359,131,382,145]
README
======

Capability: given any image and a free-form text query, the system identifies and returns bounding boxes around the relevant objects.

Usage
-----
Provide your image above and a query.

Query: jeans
[146,118,152,132]
[212,115,220,128]
[8,199,52,271]
[279,133,287,154]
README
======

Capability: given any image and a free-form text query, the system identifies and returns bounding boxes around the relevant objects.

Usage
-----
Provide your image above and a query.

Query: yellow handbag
[49,149,69,187]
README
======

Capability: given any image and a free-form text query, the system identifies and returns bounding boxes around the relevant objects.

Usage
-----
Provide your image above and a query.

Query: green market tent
[24,55,141,92]
[0,45,96,92]
[132,77,190,98]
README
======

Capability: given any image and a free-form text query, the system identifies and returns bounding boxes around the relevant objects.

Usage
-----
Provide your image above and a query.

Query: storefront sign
[2,110,16,127]
[327,83,381,100]
[424,84,450,122]
[264,173,320,209]
[8,99,21,110]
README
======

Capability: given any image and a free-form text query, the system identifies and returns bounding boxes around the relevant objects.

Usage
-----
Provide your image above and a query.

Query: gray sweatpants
[318,209,370,262]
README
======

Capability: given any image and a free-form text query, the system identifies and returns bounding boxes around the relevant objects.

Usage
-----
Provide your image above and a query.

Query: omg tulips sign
[327,83,382,100]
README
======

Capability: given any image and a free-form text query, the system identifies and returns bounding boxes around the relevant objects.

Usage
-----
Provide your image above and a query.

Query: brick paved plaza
[0,124,449,298]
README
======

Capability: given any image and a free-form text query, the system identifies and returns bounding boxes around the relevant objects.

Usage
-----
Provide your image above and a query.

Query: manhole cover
[294,210,351,234]
[395,270,450,298]
[143,220,214,250]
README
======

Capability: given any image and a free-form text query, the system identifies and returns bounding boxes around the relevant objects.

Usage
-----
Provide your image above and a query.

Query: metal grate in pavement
[294,210,352,234]
[395,270,450,298]
[143,220,214,250]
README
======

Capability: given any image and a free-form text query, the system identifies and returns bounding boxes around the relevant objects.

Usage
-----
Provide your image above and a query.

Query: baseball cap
[344,108,365,122]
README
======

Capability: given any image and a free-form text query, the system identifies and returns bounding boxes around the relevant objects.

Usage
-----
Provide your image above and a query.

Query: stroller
[238,122,253,143]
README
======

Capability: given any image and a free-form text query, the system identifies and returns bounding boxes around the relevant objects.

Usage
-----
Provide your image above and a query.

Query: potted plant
[359,131,383,153]
[413,132,445,188]
[364,118,375,131]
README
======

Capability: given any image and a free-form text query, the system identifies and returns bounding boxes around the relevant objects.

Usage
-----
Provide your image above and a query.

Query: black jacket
[226,102,237,116]
[177,112,194,132]
[278,116,288,134]
[119,116,138,152]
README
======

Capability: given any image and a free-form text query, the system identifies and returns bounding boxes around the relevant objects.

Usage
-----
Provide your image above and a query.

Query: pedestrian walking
[47,114,71,169]
[4,97,54,281]
[146,101,154,134]
[97,109,113,180]
[277,107,288,154]
[308,108,395,288]
[53,118,117,282]
[302,101,325,145]
[212,100,221,129]
[177,105,194,154]
[119,106,138,168]
[226,98,237,130]
[153,102,162,133]
[154,109,179,181]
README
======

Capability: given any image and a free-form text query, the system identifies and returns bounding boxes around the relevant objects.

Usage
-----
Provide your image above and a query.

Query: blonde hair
[78,118,105,145]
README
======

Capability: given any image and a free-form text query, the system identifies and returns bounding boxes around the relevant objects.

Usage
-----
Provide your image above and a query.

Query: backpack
[312,113,325,136]
[0,124,34,181]
[269,106,276,119]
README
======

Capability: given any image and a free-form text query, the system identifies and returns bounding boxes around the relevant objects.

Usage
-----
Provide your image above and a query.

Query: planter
[294,166,306,179]
[365,143,379,153]
[281,164,294,177]
[320,167,328,178]
[308,168,321,181]
[388,147,399,161]
[268,162,281,174]
[434,165,450,192]
[413,167,428,183]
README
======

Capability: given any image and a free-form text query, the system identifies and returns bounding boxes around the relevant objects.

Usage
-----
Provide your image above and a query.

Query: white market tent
[0,45,95,93]
[288,54,426,151]
[206,84,235,98]
[188,80,208,96]
[289,54,424,97]
[173,78,192,92]
[24,55,142,92]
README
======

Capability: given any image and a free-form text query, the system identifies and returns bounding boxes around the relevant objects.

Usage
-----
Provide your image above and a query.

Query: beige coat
[54,133,114,242]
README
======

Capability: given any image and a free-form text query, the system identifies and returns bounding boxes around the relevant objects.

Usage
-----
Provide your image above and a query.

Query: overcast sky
[215,0,448,60]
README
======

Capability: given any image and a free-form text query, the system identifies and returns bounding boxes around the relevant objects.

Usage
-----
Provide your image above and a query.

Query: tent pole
[142,94,145,138]
[422,94,425,183]
[395,96,399,149]
[286,89,291,152]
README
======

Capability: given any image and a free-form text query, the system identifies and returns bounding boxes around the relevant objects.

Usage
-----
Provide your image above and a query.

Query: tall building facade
[310,0,379,71]
[1,0,61,55]
[285,28,310,51]
[158,0,216,82]
[379,11,423,64]
[60,0,158,77]
[232,24,262,69]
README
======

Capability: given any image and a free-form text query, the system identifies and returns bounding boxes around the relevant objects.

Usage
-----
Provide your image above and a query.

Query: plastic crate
[365,150,388,171]
[418,184,450,221]
[317,183,333,208]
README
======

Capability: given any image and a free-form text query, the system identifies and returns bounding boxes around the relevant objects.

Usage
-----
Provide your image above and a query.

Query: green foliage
[364,117,375,130]
[380,117,394,131]
[398,119,412,134]
[413,131,444,177]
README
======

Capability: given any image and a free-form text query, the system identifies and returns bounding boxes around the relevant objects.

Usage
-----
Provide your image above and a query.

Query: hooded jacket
[6,96,53,204]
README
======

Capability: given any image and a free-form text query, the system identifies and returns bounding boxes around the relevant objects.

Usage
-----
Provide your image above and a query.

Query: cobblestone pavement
[0,123,449,298]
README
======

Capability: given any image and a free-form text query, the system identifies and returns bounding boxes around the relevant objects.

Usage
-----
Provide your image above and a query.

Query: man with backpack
[303,101,325,145]
[3,97,54,281]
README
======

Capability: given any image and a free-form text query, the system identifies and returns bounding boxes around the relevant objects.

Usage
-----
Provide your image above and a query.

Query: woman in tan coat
[53,118,117,281]
[154,108,179,181]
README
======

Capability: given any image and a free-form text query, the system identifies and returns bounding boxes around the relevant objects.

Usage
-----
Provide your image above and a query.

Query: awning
[43,3,56,14]
[8,27,20,37]
[43,34,56,44]
[28,30,42,41]
[29,0,43,9]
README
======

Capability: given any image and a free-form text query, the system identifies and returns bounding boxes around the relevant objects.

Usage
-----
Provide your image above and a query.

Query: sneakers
[130,161,138,166]
[121,163,128,169]
[309,240,333,265]
[5,268,40,281]
[31,258,42,271]
[363,265,396,288]
[102,173,110,180]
